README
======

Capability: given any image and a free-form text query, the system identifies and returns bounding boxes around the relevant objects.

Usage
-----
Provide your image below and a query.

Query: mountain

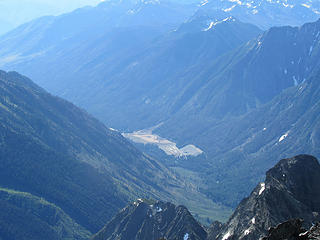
[158,18,320,136]
[183,64,320,208]
[0,69,230,235]
[0,69,191,233]
[197,0,320,29]
[212,155,320,240]
[0,8,260,131]
[92,200,207,240]
[0,0,102,35]
[91,155,320,240]
[83,15,261,130]
[262,219,320,240]
[0,187,90,240]
[152,19,320,206]
[2,0,320,219]
[0,0,196,58]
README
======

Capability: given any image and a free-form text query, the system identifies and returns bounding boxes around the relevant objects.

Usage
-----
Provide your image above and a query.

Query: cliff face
[262,219,320,240]
[93,155,320,240]
[213,155,320,240]
[92,200,207,240]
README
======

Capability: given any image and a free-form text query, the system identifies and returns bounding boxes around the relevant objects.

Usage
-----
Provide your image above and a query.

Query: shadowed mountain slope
[91,155,320,240]
[154,20,320,207]
[92,200,207,240]
[0,69,230,235]
[0,187,91,240]
[213,155,320,240]
[0,70,184,233]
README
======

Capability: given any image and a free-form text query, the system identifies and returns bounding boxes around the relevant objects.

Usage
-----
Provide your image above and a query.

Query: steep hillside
[1,0,320,221]
[158,18,320,136]
[262,219,320,240]
[0,70,182,233]
[213,155,320,240]
[91,155,320,240]
[182,68,320,207]
[152,19,320,206]
[0,70,230,233]
[92,200,207,240]
[0,187,90,240]
[0,5,260,130]
[87,16,261,130]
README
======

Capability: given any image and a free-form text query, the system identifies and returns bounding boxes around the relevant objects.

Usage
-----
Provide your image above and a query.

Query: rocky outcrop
[207,221,224,240]
[93,155,320,240]
[92,200,207,240]
[262,219,320,240]
[214,155,320,240]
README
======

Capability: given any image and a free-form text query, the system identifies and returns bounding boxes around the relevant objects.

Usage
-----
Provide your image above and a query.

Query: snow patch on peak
[184,233,189,240]
[309,45,313,56]
[200,0,208,6]
[279,131,289,142]
[133,198,144,206]
[204,21,215,31]
[229,0,242,5]
[223,4,236,12]
[293,76,298,86]
[222,231,231,240]
[301,3,311,8]
[203,17,235,31]
[259,183,265,195]
[244,228,251,235]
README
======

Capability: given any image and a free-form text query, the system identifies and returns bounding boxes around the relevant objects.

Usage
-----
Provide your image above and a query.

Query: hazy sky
[0,0,102,35]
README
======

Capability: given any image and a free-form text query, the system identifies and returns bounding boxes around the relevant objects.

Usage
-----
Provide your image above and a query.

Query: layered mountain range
[198,0,320,29]
[90,155,320,240]
[0,2,261,130]
[0,70,172,234]
[0,70,229,238]
[155,18,320,206]
[1,1,320,238]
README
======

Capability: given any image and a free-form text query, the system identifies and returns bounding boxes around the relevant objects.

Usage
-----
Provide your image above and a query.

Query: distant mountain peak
[198,0,320,29]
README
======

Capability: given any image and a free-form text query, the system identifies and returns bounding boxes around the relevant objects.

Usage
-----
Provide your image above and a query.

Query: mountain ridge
[214,155,320,240]
[91,155,320,240]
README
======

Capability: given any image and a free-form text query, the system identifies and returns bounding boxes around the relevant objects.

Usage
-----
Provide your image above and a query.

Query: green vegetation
[0,187,91,240]
[0,70,178,233]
